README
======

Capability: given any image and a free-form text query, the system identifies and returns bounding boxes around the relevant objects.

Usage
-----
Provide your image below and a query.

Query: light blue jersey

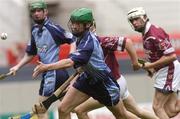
[26,18,75,96]
[71,31,120,106]
[26,18,75,63]
[70,31,111,80]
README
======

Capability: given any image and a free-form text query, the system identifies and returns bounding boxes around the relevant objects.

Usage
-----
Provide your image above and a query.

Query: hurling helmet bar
[127,7,146,20]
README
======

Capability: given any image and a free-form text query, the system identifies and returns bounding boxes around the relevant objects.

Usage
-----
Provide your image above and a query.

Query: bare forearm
[125,39,138,65]
[32,59,74,78]
[147,54,177,69]
[16,54,34,69]
[47,59,74,71]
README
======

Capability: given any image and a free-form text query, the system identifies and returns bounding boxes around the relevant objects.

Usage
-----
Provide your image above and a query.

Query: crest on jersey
[158,38,169,50]
[37,44,48,53]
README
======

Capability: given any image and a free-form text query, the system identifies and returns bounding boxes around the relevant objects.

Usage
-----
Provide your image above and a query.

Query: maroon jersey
[98,36,126,80]
[143,22,175,64]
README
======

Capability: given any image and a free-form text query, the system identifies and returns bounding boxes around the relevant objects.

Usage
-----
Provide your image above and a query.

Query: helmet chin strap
[73,29,88,37]
[73,32,83,37]
[135,27,145,33]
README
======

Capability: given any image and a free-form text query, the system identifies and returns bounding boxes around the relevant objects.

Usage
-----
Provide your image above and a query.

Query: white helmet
[127,7,148,31]
[127,7,146,20]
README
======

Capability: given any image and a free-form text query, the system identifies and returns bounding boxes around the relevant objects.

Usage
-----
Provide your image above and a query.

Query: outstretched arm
[33,58,74,78]
[98,36,142,70]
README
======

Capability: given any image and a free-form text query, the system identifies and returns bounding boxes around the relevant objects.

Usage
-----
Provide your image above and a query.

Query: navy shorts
[39,69,69,96]
[73,73,120,106]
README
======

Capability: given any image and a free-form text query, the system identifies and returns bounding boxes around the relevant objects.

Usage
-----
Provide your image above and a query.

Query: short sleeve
[26,35,37,55]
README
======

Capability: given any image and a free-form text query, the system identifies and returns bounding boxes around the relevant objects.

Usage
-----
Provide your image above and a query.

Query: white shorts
[153,60,180,93]
[117,75,130,100]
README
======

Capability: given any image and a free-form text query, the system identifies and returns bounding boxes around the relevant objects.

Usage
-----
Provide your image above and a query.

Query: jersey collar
[144,22,151,35]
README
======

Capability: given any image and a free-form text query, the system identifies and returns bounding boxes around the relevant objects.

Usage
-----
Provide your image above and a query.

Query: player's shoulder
[82,32,97,48]
[44,18,64,30]
[145,25,162,38]
[150,24,168,38]
[31,24,38,31]
[88,32,97,40]
[149,24,167,34]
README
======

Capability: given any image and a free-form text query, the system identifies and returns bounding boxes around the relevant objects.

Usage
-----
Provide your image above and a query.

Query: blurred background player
[9,0,76,119]
[73,21,159,119]
[127,7,180,119]
[32,7,143,119]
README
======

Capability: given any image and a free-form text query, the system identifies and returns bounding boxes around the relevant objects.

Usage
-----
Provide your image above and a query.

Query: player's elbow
[126,38,133,45]
[73,107,88,118]
[125,38,134,49]
[172,53,177,60]
[168,53,177,62]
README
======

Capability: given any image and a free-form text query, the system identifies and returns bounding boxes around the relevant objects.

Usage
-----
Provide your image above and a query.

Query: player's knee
[152,104,158,111]
[37,112,48,119]
[73,107,87,117]
[152,103,163,114]
[176,100,180,111]
[133,108,143,117]
[58,105,70,115]
[73,107,82,114]
[165,101,180,117]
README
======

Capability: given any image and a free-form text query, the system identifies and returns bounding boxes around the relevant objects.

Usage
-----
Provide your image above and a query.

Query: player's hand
[142,62,152,70]
[32,102,47,114]
[9,65,20,76]
[142,62,155,77]
[132,63,142,71]
[146,67,155,77]
[138,59,155,77]
[33,61,48,78]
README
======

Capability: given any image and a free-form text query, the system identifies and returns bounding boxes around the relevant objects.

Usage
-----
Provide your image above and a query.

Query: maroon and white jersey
[143,22,180,92]
[143,22,175,64]
[98,36,126,80]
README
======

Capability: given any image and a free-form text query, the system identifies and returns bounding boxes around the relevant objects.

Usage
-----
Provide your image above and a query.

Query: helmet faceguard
[127,7,148,31]
[127,7,146,20]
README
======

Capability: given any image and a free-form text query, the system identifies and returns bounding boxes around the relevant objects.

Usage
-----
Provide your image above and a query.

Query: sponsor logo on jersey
[37,44,48,53]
